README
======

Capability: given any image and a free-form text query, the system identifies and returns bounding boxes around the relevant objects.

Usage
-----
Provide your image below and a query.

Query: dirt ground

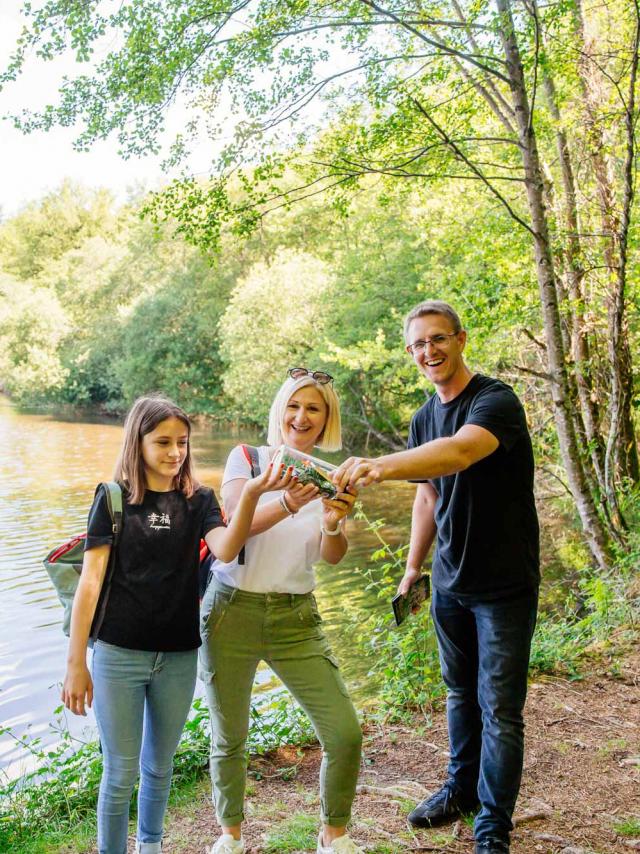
[161,643,639,854]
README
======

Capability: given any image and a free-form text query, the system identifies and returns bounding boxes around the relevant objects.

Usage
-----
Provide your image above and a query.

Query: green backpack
[43,482,123,639]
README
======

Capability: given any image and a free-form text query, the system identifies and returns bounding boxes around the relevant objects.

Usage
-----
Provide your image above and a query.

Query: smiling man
[334,300,539,854]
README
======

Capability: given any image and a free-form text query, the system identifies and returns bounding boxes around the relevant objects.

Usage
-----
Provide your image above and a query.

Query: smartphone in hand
[391,574,431,627]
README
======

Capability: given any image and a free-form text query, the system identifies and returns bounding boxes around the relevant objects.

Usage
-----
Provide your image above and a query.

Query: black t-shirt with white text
[85,486,224,651]
[408,374,539,600]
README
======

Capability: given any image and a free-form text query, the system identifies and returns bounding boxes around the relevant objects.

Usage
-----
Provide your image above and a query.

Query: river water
[0,397,414,781]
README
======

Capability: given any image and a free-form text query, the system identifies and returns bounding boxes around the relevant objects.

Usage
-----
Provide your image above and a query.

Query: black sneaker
[474,839,510,853]
[407,784,479,828]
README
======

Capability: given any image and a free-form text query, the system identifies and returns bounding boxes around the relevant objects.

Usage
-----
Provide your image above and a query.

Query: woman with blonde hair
[200,368,364,854]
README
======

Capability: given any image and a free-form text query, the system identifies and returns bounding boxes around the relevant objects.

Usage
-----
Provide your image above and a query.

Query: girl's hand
[284,482,320,513]
[322,488,357,530]
[62,664,93,716]
[245,463,296,498]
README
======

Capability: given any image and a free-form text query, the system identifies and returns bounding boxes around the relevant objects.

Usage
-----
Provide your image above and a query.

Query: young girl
[62,395,293,854]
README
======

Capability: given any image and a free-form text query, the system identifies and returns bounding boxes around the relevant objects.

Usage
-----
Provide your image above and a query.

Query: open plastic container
[271,445,337,498]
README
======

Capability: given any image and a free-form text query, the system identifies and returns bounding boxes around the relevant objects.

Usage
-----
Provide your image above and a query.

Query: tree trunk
[573,0,640,488]
[540,68,609,509]
[495,0,613,570]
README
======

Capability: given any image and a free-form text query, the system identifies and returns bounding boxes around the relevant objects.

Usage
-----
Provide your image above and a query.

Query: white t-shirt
[211,445,323,593]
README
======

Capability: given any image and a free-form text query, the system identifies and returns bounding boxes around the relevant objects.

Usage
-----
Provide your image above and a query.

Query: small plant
[263,811,319,852]
[614,817,640,837]
[248,689,317,754]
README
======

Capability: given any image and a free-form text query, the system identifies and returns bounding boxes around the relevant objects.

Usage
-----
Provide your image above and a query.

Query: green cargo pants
[199,578,363,827]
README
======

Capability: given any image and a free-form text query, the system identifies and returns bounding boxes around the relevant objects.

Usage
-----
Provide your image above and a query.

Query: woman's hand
[284,482,320,513]
[245,463,296,498]
[62,663,93,716]
[322,487,357,530]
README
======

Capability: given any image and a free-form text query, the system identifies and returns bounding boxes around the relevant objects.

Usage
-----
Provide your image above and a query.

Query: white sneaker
[210,833,245,854]
[317,831,364,853]
[135,843,162,854]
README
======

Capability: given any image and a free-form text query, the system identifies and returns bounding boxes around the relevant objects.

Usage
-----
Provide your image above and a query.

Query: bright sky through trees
[0,3,217,217]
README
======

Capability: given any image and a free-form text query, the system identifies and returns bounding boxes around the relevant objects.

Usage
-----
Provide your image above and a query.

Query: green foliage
[347,503,639,715]
[219,247,335,425]
[347,506,444,720]
[113,280,228,413]
[0,275,69,403]
[4,0,640,571]
[529,564,639,677]
[0,711,104,852]
[0,690,316,852]
[0,182,117,280]
[0,175,577,447]
[247,689,316,755]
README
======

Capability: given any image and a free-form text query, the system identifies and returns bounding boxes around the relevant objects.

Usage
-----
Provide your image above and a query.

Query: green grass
[263,811,319,852]
[0,816,98,854]
[367,844,403,854]
[614,817,640,837]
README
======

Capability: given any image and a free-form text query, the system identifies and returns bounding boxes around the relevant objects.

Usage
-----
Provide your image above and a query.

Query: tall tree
[4,0,638,568]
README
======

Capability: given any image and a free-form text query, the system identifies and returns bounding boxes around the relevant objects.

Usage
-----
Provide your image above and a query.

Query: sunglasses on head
[287,367,334,385]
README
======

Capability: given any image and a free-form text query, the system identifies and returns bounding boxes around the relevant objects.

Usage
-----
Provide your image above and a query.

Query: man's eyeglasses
[406,333,459,356]
[287,367,334,384]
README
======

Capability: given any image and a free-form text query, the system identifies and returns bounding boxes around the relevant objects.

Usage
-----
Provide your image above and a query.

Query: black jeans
[431,586,538,843]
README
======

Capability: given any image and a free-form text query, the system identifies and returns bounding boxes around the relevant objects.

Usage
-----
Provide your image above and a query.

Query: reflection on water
[0,397,414,780]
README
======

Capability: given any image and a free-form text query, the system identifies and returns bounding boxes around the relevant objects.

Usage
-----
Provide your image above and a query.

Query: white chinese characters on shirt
[148,512,171,530]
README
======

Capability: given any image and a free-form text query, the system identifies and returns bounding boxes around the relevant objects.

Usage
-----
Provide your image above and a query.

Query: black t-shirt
[85,486,224,651]
[408,374,539,600]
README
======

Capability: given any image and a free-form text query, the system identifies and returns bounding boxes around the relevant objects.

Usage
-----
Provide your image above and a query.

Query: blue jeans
[92,641,197,854]
[431,587,538,844]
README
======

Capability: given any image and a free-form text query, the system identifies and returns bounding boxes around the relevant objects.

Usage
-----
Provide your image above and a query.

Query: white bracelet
[279,493,297,516]
[321,521,343,537]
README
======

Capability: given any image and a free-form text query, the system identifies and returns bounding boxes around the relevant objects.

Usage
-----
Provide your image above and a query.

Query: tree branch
[357,0,511,82]
[408,96,535,233]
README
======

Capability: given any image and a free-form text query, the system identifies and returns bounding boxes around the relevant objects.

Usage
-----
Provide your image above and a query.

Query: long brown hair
[114,395,200,504]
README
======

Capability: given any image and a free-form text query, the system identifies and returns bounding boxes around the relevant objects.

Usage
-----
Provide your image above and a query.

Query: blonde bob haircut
[114,394,200,504]
[267,375,342,452]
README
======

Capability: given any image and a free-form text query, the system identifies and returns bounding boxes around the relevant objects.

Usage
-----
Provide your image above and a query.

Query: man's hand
[397,567,422,597]
[333,456,384,491]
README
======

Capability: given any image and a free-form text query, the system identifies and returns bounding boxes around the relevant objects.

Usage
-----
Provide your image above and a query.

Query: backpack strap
[240,444,261,478]
[89,481,123,642]
[237,445,260,567]
[101,481,123,540]
[201,446,263,588]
